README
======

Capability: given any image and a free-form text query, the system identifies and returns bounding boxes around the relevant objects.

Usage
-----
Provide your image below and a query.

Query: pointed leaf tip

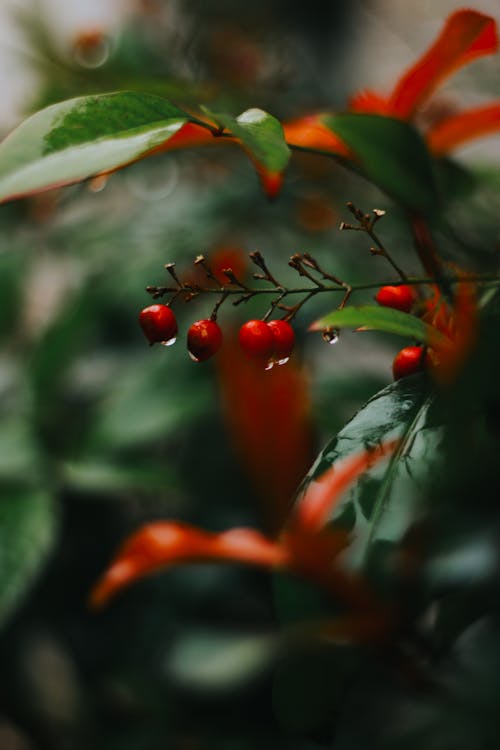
[215,108,290,198]
[309,305,446,346]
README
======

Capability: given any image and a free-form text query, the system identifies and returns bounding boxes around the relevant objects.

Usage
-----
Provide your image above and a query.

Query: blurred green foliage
[0,2,500,749]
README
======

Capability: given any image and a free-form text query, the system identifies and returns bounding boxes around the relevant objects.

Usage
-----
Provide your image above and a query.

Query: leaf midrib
[362,392,433,563]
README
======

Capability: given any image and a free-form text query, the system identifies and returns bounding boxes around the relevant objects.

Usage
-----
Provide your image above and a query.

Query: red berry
[139,304,178,346]
[392,346,427,380]
[239,320,274,360]
[187,319,223,362]
[375,285,416,313]
[267,319,295,363]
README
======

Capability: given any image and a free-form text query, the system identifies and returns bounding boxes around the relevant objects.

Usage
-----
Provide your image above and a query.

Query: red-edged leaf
[254,165,284,200]
[292,441,398,534]
[389,10,497,119]
[0,92,195,203]
[283,114,352,157]
[427,103,500,154]
[90,521,287,608]
[216,336,315,533]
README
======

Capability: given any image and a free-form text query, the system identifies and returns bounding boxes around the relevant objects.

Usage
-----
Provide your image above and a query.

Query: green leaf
[275,376,436,628]
[310,304,444,345]
[216,108,291,173]
[167,629,276,693]
[0,91,190,203]
[83,354,211,451]
[0,416,42,483]
[298,375,441,570]
[61,458,179,496]
[321,114,439,214]
[0,488,57,627]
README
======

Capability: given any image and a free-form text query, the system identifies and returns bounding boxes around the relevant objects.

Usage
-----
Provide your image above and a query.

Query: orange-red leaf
[283,115,352,157]
[216,335,315,533]
[254,165,284,200]
[427,282,478,384]
[348,90,392,116]
[145,121,228,156]
[427,103,500,155]
[389,10,497,119]
[90,521,287,608]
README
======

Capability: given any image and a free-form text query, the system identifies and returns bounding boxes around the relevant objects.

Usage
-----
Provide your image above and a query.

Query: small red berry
[187,319,223,362]
[139,304,178,346]
[392,346,427,380]
[239,320,274,360]
[267,319,295,363]
[375,285,416,313]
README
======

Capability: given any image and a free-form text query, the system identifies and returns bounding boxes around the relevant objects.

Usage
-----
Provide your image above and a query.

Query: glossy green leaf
[0,488,57,628]
[310,304,444,345]
[0,91,190,203]
[216,108,291,173]
[321,114,439,214]
[274,376,436,629]
[298,375,440,569]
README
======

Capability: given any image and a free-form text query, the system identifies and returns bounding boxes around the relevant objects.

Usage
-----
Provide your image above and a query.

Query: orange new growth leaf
[90,441,398,610]
[348,90,392,116]
[283,115,351,157]
[426,282,478,384]
[292,440,398,534]
[217,337,315,532]
[90,522,288,609]
[254,166,284,200]
[388,9,497,119]
[146,121,225,157]
[427,103,500,155]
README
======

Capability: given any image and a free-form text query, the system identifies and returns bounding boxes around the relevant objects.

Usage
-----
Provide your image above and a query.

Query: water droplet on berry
[322,327,339,345]
[188,351,200,362]
[265,359,275,371]
[160,336,177,347]
[277,357,290,366]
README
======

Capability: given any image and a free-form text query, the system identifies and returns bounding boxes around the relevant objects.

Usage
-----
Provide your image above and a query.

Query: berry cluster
[139,304,294,367]
[239,319,295,368]
[139,203,472,380]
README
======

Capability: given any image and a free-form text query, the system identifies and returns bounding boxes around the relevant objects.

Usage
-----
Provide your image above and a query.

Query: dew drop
[322,327,340,345]
[73,32,111,69]
[160,336,176,347]
[277,357,290,366]
[265,359,275,371]
[188,351,200,362]
[88,174,109,193]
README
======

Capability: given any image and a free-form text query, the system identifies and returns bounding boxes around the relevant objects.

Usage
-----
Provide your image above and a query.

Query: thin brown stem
[249,251,283,287]
[146,274,500,301]
[210,290,230,321]
[344,202,408,282]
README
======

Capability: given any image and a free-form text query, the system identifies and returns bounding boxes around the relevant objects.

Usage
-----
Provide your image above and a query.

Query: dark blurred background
[1,1,500,748]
